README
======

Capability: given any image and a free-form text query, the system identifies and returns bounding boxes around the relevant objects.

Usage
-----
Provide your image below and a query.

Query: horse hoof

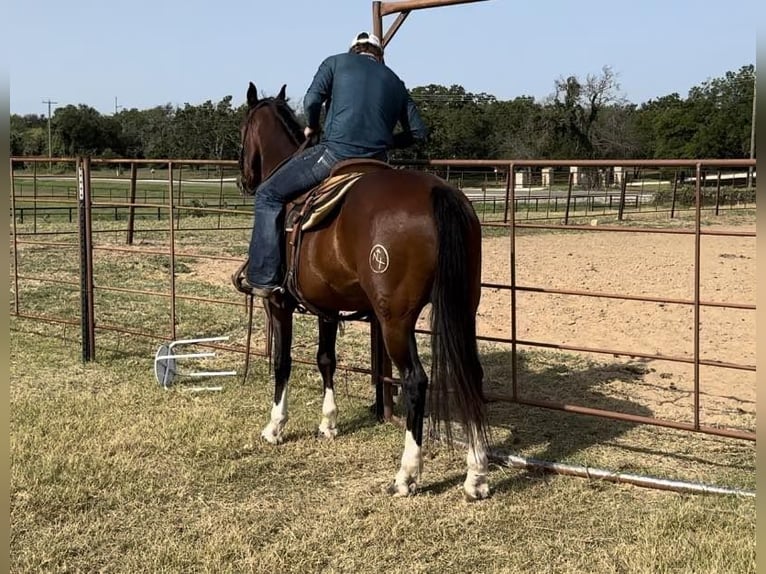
[387,481,417,497]
[317,425,338,440]
[463,481,491,502]
[260,427,283,445]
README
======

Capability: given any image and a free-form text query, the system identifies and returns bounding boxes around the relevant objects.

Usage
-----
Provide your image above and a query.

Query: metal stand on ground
[154,336,237,391]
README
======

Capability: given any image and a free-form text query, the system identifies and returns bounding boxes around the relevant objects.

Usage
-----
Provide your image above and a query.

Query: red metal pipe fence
[9,156,756,442]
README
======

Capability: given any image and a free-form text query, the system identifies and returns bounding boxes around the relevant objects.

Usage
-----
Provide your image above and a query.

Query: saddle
[283,158,391,315]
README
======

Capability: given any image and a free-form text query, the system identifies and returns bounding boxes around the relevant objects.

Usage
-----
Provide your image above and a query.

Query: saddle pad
[301,173,363,231]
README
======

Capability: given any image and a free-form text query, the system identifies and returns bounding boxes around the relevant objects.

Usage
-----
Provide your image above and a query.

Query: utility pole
[114,97,124,176]
[747,76,756,189]
[42,98,57,172]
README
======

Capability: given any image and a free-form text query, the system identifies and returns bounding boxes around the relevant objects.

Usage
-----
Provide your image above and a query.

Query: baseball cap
[350,32,383,51]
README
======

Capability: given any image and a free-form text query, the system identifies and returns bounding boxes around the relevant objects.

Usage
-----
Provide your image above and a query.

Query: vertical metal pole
[509,163,518,401]
[564,170,573,225]
[83,157,96,360]
[670,169,678,219]
[747,78,755,190]
[77,158,87,360]
[372,1,383,41]
[77,158,90,362]
[545,170,552,219]
[217,165,225,229]
[525,168,532,220]
[714,170,722,216]
[175,165,183,231]
[693,162,701,430]
[502,165,512,223]
[371,316,393,421]
[168,162,177,341]
[32,162,38,234]
[10,159,20,315]
[372,317,383,421]
[126,162,137,244]
[43,99,57,172]
[617,171,627,221]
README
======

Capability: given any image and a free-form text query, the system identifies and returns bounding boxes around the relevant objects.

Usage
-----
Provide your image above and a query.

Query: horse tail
[429,184,487,449]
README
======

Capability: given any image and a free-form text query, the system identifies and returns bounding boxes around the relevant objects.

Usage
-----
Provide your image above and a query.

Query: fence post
[10,158,20,315]
[714,170,722,216]
[670,169,678,219]
[564,170,573,225]
[33,162,38,234]
[168,161,177,341]
[617,172,627,221]
[217,165,225,229]
[502,165,512,223]
[77,157,96,361]
[508,162,519,401]
[126,162,137,244]
[175,164,183,231]
[693,162,702,430]
[371,316,393,421]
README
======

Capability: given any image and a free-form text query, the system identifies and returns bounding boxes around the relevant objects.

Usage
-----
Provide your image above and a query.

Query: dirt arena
[465,219,756,433]
[189,215,755,434]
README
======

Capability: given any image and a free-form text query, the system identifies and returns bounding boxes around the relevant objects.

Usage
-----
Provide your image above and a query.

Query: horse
[236,82,490,499]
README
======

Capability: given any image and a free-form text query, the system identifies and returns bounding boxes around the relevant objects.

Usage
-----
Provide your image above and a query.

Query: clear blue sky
[9,0,756,116]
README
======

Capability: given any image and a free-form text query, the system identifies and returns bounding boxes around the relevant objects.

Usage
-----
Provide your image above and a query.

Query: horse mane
[253,97,306,146]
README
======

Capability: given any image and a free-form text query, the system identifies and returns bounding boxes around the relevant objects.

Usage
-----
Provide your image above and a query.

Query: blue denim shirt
[304,52,428,159]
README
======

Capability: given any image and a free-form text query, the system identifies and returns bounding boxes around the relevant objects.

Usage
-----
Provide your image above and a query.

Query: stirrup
[231,260,251,295]
[231,260,284,299]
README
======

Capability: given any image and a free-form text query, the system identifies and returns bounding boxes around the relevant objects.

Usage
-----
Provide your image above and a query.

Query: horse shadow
[422,348,655,496]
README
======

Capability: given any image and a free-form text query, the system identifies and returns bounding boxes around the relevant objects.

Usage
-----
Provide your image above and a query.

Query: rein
[240,99,311,192]
[239,99,315,381]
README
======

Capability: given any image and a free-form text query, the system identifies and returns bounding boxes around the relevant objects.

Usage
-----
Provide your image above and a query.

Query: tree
[52,105,123,156]
[485,96,544,158]
[634,93,696,158]
[11,114,49,156]
[540,66,625,158]
[686,65,755,158]
[409,84,495,159]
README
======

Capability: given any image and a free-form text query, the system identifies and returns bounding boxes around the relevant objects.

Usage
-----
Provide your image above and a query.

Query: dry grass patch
[10,325,755,573]
[10,212,755,573]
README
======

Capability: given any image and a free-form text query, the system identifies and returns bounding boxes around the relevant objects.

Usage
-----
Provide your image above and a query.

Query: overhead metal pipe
[381,0,489,16]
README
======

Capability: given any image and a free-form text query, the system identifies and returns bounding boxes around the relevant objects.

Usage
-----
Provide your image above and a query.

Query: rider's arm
[392,94,428,149]
[304,57,334,131]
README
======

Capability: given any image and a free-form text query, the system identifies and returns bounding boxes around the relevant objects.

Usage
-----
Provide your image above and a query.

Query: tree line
[11,65,755,163]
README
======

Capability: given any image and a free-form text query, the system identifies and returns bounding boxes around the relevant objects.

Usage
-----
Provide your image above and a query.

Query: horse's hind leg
[261,297,295,444]
[464,425,490,500]
[381,320,427,496]
[316,317,339,439]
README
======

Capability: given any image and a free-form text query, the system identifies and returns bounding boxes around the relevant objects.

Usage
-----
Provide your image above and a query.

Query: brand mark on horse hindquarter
[369,244,390,274]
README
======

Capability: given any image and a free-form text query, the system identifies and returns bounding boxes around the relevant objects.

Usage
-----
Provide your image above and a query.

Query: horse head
[237,82,301,194]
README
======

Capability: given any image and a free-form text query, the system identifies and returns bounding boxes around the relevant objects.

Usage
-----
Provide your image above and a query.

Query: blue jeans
[247,144,338,287]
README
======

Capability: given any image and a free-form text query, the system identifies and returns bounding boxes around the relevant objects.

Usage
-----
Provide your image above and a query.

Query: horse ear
[247,82,259,108]
[277,84,287,101]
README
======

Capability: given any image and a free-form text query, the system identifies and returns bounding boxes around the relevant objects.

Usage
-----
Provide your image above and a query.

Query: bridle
[238,99,313,194]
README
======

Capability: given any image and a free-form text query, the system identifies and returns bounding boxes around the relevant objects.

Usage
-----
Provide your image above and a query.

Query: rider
[241,31,428,298]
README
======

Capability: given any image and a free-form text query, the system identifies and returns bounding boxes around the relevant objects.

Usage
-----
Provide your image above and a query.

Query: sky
[8,0,757,117]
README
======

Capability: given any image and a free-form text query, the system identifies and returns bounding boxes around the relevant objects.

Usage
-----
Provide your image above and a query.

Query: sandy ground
[469,223,756,432]
[185,220,755,433]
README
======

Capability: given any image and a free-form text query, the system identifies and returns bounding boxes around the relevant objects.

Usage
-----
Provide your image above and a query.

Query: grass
[9,325,756,573]
[10,212,756,573]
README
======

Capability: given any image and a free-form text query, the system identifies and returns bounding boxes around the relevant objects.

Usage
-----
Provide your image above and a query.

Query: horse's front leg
[316,317,339,439]
[261,297,295,445]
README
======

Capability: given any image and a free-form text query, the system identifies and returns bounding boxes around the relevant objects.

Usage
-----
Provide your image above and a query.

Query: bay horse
[237,82,490,499]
